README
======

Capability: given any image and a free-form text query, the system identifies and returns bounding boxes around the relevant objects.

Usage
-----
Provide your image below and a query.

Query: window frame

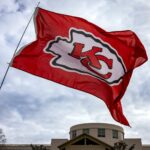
[83,128,89,134]
[72,130,77,138]
[112,130,118,139]
[98,128,105,137]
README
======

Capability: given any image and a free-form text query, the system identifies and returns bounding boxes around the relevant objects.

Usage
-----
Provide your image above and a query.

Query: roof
[70,123,124,133]
[58,133,112,148]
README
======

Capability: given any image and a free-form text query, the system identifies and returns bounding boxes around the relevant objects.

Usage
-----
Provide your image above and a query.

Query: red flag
[11,8,148,126]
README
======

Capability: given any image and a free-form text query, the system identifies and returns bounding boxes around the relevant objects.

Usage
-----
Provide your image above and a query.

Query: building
[0,123,150,150]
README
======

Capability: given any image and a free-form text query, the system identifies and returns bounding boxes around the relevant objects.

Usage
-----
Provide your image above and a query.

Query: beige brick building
[0,123,150,150]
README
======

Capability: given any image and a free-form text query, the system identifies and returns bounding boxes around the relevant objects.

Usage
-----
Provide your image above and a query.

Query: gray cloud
[15,0,26,12]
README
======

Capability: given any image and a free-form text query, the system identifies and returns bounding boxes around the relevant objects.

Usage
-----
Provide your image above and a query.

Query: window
[72,130,76,138]
[72,137,99,145]
[112,130,118,139]
[86,138,98,145]
[73,138,85,145]
[83,128,89,134]
[98,128,105,137]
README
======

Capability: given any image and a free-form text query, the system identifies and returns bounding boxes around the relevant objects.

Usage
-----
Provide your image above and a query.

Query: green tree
[112,141,135,150]
[0,129,6,144]
[31,144,48,150]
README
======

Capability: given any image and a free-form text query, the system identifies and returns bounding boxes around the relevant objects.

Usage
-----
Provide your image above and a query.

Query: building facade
[0,123,150,150]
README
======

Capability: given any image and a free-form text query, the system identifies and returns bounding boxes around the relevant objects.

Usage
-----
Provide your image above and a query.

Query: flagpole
[0,1,40,90]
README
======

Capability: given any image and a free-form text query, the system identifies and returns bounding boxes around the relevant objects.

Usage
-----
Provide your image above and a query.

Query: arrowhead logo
[44,28,126,85]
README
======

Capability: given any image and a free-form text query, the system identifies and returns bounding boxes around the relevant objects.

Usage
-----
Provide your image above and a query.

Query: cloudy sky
[0,0,150,144]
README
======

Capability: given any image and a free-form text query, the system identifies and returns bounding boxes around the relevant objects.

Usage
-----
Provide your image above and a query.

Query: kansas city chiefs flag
[11,7,148,126]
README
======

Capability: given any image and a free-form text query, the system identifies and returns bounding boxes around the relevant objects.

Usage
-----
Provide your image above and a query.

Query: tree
[0,129,6,144]
[0,129,6,150]
[31,144,48,150]
[112,141,135,150]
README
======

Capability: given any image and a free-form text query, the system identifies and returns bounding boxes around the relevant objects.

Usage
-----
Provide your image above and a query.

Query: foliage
[112,141,135,150]
[31,144,48,150]
[0,129,6,144]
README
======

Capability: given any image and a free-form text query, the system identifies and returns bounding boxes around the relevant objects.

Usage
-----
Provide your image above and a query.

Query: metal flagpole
[0,1,40,90]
